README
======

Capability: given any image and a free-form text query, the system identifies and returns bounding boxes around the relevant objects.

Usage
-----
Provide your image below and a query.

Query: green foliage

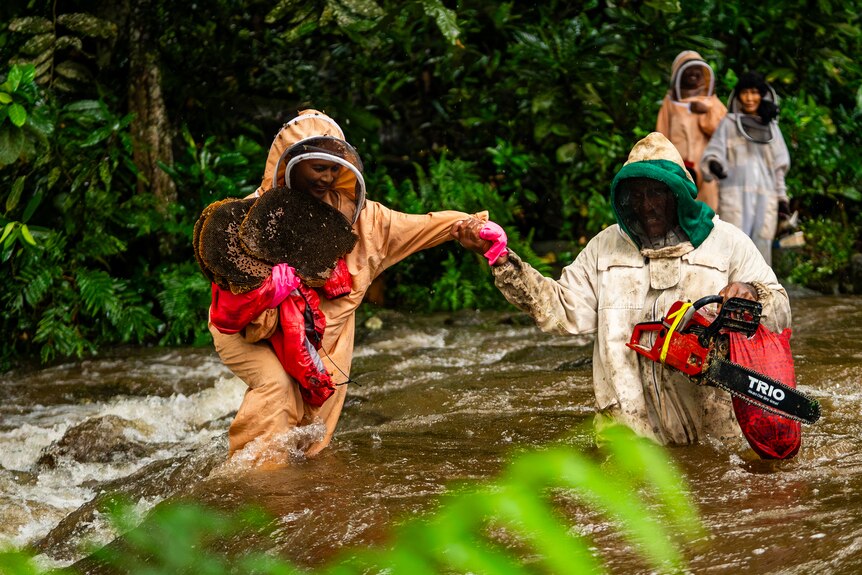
[0,63,50,169]
[158,125,265,207]
[0,91,158,368]
[157,262,213,346]
[778,217,858,293]
[379,153,549,311]
[7,10,117,92]
[0,424,704,574]
[781,93,862,204]
[385,423,703,574]
[2,0,862,366]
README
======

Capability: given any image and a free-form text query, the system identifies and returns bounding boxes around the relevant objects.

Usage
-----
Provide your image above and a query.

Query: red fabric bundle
[210,278,335,407]
[728,325,801,459]
[269,286,334,407]
[321,258,352,299]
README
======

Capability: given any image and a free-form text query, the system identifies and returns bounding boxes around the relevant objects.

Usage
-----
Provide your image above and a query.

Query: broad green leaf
[22,189,43,222]
[64,99,103,113]
[6,66,23,92]
[0,222,15,244]
[283,18,320,42]
[0,126,25,166]
[0,92,12,104]
[34,57,53,84]
[329,2,360,28]
[81,126,114,147]
[265,0,306,24]
[515,446,685,568]
[492,486,602,574]
[55,60,92,82]
[20,33,55,57]
[556,142,578,163]
[420,0,460,43]
[52,78,77,93]
[338,0,385,19]
[8,103,27,127]
[319,3,335,26]
[838,186,862,201]
[99,160,112,187]
[19,64,36,85]
[0,549,45,575]
[56,13,117,39]
[20,224,36,246]
[7,175,25,212]
[599,424,703,537]
[55,35,85,52]
[8,16,53,34]
[44,166,61,188]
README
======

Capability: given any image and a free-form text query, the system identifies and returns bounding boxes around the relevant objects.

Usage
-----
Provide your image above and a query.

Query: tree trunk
[127,0,176,212]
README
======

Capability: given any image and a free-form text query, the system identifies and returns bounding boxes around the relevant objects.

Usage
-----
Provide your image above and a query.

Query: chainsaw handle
[626,321,664,364]
[692,294,723,310]
[627,321,663,349]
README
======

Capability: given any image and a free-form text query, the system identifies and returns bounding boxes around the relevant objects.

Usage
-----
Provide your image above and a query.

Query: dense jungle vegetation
[1,0,860,369]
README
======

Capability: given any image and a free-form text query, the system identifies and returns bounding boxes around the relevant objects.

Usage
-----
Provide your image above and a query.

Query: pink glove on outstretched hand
[270,263,301,308]
[479,221,508,265]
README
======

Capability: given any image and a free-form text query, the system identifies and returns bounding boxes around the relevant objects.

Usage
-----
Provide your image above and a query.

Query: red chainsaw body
[626,300,712,377]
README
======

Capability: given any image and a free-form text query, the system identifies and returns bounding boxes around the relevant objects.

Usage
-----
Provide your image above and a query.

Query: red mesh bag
[728,325,801,459]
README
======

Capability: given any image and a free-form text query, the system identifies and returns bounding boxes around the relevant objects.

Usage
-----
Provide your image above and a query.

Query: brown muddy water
[0,294,859,574]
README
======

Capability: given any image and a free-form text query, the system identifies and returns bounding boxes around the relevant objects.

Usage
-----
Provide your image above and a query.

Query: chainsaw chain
[698,356,821,424]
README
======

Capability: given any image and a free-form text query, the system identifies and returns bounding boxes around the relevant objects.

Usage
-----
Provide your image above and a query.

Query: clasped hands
[450,218,509,266]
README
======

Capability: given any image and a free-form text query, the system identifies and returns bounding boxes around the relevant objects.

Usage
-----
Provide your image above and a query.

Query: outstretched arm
[451,217,599,336]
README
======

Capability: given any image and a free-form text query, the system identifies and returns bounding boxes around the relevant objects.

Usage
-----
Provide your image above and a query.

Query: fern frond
[114,303,160,343]
[34,306,93,362]
[157,263,211,346]
[20,263,62,307]
[76,267,122,315]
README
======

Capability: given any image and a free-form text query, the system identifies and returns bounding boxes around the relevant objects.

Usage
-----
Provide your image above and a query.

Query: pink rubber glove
[479,221,508,265]
[270,263,301,308]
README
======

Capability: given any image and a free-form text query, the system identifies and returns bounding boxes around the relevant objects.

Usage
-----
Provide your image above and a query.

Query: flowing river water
[1,294,860,574]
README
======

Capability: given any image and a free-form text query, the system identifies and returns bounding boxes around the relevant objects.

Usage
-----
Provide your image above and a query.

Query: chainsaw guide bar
[700,355,821,424]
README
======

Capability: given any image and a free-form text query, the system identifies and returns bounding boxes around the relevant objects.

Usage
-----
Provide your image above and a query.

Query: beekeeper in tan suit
[210,110,486,460]
[656,50,727,211]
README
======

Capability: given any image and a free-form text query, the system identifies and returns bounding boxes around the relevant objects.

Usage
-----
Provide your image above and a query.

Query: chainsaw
[626,295,821,424]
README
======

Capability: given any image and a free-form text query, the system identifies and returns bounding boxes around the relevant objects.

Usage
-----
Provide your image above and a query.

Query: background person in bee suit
[655,50,727,211]
[208,110,487,462]
[701,71,791,266]
[451,132,792,450]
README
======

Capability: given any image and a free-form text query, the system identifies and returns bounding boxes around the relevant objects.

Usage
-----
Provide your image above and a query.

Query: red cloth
[210,281,335,407]
[321,258,352,299]
[209,280,276,334]
[269,286,334,406]
[729,325,801,459]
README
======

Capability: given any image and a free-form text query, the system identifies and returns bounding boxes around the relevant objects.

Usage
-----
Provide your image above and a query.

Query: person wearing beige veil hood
[451,132,790,447]
[208,110,487,461]
[656,50,727,211]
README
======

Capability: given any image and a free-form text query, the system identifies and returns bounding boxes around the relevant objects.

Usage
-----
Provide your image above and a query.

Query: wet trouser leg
[209,323,307,456]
